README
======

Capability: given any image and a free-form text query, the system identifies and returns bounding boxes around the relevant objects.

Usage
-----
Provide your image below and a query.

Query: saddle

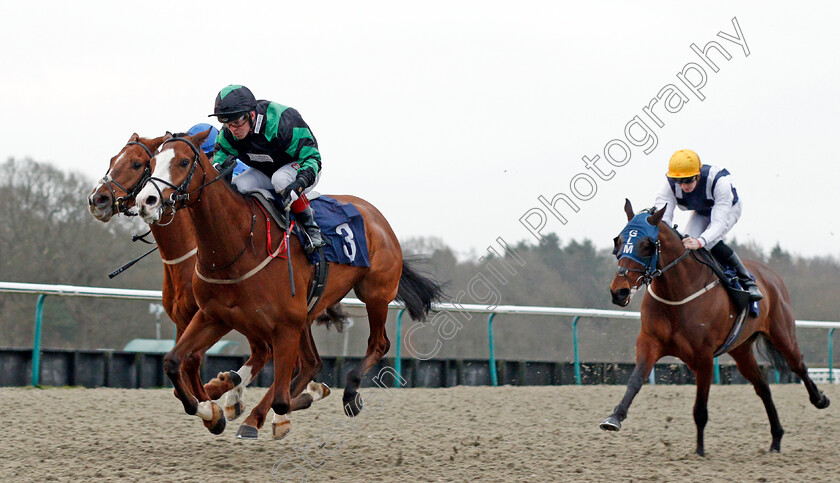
[249,190,328,313]
[692,248,760,357]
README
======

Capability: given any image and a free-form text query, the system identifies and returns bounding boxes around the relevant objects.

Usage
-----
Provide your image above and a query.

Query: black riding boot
[294,205,325,254]
[723,251,763,302]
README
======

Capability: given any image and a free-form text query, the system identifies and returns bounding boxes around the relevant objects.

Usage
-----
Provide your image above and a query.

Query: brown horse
[134,131,442,438]
[602,199,829,455]
[87,133,329,426]
[87,134,230,403]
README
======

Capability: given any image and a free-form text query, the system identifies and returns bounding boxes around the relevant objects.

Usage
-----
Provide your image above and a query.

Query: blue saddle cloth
[292,196,370,267]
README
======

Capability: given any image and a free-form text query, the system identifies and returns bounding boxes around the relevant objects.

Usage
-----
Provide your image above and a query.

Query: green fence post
[714,357,720,384]
[394,309,405,388]
[572,316,581,385]
[32,294,47,387]
[488,313,498,387]
[829,328,835,383]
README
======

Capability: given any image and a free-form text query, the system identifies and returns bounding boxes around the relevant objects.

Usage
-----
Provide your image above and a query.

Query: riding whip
[108,246,159,279]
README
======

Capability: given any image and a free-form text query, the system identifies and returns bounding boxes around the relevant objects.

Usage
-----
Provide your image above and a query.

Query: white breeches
[684,201,742,248]
[231,163,320,196]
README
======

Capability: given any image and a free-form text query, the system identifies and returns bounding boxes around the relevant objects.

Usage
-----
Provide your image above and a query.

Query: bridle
[614,221,693,289]
[141,138,256,273]
[143,137,235,225]
[97,141,154,217]
[616,240,692,289]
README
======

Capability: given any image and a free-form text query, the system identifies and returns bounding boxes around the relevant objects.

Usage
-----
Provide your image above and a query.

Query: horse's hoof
[213,371,242,393]
[305,381,330,402]
[225,399,246,421]
[815,393,831,409]
[272,420,291,440]
[236,424,259,440]
[600,415,621,431]
[316,382,331,399]
[202,402,226,435]
[343,391,363,417]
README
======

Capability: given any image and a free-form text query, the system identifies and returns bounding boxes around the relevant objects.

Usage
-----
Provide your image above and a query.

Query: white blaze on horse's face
[136,147,177,224]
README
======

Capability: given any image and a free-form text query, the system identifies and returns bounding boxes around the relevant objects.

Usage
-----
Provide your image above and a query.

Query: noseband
[144,138,235,223]
[617,240,692,289]
[151,136,205,209]
[98,141,154,216]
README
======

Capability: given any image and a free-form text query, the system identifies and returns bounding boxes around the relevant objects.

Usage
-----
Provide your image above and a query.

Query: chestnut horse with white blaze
[87,134,245,412]
[135,131,442,438]
[87,133,333,429]
[602,199,829,456]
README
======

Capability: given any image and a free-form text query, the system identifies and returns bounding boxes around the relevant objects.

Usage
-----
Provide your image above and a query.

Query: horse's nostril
[611,287,630,304]
[94,194,109,207]
[146,196,158,206]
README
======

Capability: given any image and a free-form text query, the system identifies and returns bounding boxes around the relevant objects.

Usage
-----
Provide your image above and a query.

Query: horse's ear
[147,134,168,153]
[624,199,634,221]
[189,129,210,149]
[647,204,667,226]
[127,133,140,143]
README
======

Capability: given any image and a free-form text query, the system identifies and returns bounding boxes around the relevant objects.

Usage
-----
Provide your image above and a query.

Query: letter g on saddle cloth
[615,211,758,357]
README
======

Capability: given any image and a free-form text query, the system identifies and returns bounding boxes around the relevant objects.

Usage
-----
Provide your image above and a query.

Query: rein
[196,211,257,273]
[195,201,294,285]
[617,242,692,288]
[615,220,718,306]
[145,137,205,214]
[146,138,236,216]
[98,141,154,216]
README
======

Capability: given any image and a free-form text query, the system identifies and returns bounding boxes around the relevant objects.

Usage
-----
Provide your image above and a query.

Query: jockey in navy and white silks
[653,149,762,301]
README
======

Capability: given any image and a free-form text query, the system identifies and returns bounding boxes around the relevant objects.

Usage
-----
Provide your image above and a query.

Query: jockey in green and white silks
[653,149,762,301]
[209,85,325,253]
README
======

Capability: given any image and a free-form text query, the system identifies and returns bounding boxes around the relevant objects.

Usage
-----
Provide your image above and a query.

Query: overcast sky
[2,1,839,259]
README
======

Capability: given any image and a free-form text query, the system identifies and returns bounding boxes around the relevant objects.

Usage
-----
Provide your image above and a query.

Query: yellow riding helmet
[667,149,701,178]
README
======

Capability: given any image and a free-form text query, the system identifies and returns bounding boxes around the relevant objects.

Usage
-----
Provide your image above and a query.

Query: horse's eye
[132,161,142,169]
[180,159,189,168]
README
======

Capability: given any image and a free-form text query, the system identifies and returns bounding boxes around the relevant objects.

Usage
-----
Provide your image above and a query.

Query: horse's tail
[314,303,349,332]
[755,333,790,372]
[396,257,445,321]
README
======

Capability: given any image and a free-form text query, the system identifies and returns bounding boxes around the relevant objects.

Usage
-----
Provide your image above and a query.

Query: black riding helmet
[209,85,257,123]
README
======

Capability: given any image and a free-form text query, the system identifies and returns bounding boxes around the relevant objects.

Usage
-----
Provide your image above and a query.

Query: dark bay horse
[134,131,441,438]
[602,199,829,456]
[87,133,332,428]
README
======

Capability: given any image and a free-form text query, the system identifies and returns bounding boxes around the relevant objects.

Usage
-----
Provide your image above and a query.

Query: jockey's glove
[280,179,306,209]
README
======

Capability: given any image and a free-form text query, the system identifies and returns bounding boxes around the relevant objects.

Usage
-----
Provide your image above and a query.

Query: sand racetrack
[1,384,837,482]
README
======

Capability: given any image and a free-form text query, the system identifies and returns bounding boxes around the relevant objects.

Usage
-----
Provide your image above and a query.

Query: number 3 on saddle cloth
[250,191,370,312]
[252,191,370,267]
[291,196,370,268]
[293,195,369,310]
